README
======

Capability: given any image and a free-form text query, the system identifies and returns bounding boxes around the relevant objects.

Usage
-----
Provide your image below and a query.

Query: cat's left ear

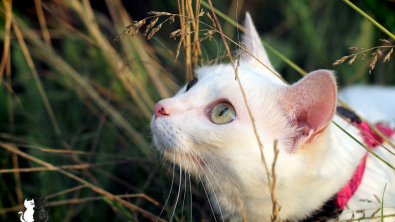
[241,13,275,71]
[280,70,337,150]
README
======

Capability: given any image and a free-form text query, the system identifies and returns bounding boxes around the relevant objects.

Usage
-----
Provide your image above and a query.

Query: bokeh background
[1,0,395,221]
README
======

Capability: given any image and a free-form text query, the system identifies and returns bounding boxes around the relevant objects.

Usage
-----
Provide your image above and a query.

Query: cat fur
[151,13,395,221]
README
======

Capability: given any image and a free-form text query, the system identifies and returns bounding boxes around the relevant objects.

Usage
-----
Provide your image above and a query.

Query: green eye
[210,102,236,124]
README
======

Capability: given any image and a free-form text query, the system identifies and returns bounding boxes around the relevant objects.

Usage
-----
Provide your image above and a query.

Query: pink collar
[335,122,394,209]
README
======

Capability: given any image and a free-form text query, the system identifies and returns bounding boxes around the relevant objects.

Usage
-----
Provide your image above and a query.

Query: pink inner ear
[283,70,337,148]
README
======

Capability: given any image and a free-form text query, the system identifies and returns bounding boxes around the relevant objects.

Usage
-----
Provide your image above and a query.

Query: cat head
[151,12,337,198]
[34,197,46,207]
[24,199,35,209]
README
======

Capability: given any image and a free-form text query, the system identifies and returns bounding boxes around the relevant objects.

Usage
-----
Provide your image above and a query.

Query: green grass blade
[381,183,387,222]
[342,0,395,41]
[200,1,395,171]
[333,121,395,171]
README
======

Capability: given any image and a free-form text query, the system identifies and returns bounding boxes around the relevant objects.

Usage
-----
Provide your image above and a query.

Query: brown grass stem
[45,185,88,200]
[237,196,248,222]
[111,0,175,99]
[33,0,51,46]
[0,142,166,222]
[0,160,134,173]
[205,5,395,168]
[0,0,12,84]
[270,140,281,222]
[12,14,150,151]
[184,0,193,82]
[12,144,154,163]
[73,0,155,118]
[207,0,273,200]
[11,16,62,137]
[1,2,22,204]
[0,193,161,214]
[10,17,101,193]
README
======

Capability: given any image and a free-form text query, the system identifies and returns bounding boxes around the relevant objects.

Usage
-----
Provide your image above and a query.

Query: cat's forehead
[195,63,284,86]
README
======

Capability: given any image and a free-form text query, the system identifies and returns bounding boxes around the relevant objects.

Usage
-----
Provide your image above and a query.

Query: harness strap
[301,107,394,221]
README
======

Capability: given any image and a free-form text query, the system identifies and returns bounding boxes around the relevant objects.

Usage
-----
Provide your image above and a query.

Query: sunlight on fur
[151,12,395,222]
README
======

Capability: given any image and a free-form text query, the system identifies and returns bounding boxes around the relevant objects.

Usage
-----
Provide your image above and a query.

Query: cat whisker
[212,37,221,64]
[189,148,229,221]
[186,150,222,222]
[169,150,183,222]
[187,154,218,222]
[188,167,193,221]
[156,152,176,222]
[158,151,169,171]
[200,44,210,64]
[180,151,190,221]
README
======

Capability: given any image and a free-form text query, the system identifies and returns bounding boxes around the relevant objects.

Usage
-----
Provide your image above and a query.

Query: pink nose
[154,102,169,119]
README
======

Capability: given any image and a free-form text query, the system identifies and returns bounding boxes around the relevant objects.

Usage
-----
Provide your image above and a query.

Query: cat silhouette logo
[18,197,49,222]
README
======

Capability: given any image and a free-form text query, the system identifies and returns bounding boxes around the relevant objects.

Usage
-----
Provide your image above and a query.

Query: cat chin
[161,149,206,169]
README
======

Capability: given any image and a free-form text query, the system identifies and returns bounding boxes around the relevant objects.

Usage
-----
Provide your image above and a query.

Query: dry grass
[333,39,394,74]
[1,0,395,222]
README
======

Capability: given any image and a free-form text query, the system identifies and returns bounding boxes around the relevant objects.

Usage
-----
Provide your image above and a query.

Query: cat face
[152,63,291,173]
[24,199,35,209]
[34,197,46,207]
[151,12,337,173]
[151,12,338,220]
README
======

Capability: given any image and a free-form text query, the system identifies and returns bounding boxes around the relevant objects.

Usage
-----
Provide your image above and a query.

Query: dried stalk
[333,40,394,74]
[0,142,165,222]
[34,0,51,46]
[0,160,133,173]
[270,140,281,222]
[206,2,274,215]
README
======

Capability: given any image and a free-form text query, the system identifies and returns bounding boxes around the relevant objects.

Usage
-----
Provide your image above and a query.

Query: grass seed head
[380,39,391,44]
[361,51,368,61]
[383,47,393,62]
[198,9,205,17]
[148,11,172,16]
[144,17,159,36]
[369,54,378,74]
[349,46,363,51]
[348,54,357,65]
[206,12,216,28]
[170,29,181,38]
[169,15,175,24]
[333,55,350,65]
[334,39,394,74]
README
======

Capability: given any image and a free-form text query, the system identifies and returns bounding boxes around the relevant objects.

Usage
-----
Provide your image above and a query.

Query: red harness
[335,122,394,209]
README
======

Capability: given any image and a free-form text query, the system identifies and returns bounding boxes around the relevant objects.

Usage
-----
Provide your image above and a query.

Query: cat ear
[280,70,337,150]
[241,12,274,71]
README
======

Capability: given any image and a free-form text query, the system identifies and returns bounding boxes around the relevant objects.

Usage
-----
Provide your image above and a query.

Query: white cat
[151,13,395,221]
[18,199,35,222]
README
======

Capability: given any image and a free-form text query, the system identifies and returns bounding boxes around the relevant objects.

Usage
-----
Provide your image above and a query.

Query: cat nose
[155,102,169,119]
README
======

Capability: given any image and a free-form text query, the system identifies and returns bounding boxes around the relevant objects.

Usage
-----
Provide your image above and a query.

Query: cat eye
[186,78,198,92]
[210,102,236,124]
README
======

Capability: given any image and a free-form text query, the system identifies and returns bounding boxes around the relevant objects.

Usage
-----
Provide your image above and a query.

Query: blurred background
[1,0,395,221]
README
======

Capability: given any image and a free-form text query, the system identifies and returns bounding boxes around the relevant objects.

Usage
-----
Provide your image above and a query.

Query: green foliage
[0,0,394,221]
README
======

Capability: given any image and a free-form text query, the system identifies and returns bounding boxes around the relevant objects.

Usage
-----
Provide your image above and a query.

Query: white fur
[18,199,34,222]
[151,13,395,221]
